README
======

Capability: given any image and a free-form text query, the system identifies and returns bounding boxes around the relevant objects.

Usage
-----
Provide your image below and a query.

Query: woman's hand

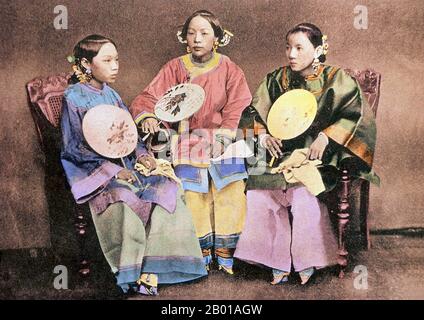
[141,118,160,134]
[262,135,283,158]
[307,133,329,160]
[210,141,225,159]
[137,155,157,172]
[116,168,137,183]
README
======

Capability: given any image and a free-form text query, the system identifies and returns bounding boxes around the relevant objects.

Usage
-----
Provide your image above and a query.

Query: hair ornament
[322,34,329,55]
[177,30,187,44]
[219,29,233,47]
[67,55,76,64]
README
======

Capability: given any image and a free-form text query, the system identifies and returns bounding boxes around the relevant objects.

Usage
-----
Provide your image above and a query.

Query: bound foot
[271,270,290,285]
[137,273,158,296]
[299,267,315,285]
[218,264,234,275]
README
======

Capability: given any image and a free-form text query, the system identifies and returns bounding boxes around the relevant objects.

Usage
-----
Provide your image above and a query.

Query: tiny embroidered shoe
[137,273,158,296]
[299,267,315,285]
[271,270,290,285]
[138,284,158,296]
[218,264,234,275]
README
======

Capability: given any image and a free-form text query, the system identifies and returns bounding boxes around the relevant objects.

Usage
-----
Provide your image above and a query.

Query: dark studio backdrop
[1,0,423,250]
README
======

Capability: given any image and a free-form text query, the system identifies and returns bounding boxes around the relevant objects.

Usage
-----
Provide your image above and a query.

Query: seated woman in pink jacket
[129,10,252,275]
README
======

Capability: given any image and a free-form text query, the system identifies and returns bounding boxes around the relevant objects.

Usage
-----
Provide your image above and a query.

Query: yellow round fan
[267,89,318,140]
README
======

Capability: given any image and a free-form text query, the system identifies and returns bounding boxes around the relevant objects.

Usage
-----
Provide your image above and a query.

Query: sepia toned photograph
[0,0,423,304]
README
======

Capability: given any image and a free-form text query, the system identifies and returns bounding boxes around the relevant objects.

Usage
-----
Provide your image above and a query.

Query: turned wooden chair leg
[359,180,371,250]
[337,169,351,278]
[75,206,90,277]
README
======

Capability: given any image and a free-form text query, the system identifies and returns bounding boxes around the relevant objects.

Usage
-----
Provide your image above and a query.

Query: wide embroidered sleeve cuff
[134,111,158,126]
[71,161,122,204]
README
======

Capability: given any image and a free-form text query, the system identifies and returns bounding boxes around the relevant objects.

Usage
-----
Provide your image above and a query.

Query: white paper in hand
[211,140,254,162]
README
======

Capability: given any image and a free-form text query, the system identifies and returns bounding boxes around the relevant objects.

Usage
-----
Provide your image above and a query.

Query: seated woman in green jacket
[234,23,378,285]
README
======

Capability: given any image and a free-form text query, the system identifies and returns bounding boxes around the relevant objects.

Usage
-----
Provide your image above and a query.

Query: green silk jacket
[240,65,379,192]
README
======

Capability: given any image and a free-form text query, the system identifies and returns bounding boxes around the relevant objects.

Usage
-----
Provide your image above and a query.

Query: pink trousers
[234,187,338,272]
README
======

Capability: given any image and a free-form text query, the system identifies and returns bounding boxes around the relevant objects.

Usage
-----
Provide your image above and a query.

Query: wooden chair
[333,68,381,277]
[26,73,91,276]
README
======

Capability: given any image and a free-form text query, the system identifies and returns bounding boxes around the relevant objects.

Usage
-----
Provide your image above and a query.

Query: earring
[312,56,321,73]
[186,46,192,54]
[84,67,93,82]
[213,40,219,52]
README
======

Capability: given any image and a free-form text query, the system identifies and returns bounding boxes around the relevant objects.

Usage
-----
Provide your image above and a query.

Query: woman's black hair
[69,34,117,84]
[286,23,326,63]
[180,10,224,41]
